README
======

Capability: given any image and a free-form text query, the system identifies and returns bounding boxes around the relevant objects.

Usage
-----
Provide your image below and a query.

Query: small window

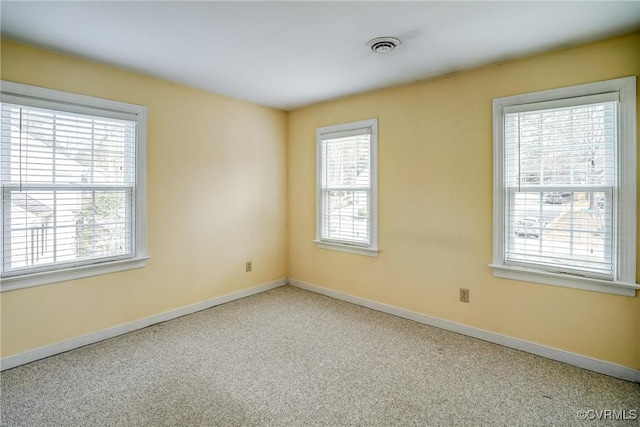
[491,77,637,296]
[315,118,378,257]
[1,81,147,291]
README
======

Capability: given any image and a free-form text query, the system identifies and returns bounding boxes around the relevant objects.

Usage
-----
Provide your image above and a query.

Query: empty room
[1,1,639,425]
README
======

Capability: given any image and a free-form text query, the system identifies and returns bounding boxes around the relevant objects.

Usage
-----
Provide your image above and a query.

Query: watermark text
[577,409,637,421]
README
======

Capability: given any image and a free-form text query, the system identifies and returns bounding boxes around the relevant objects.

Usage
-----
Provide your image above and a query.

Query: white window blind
[316,118,378,256]
[504,98,617,278]
[321,133,371,243]
[1,81,147,289]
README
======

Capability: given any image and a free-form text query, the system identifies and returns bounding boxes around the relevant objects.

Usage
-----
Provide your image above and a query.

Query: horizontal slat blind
[320,133,371,245]
[503,100,617,278]
[1,103,136,275]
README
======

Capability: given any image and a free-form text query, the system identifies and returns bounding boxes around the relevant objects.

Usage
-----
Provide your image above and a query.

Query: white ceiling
[2,1,639,111]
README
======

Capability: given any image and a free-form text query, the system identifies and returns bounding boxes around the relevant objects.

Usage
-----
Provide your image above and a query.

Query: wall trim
[1,278,287,371]
[288,278,640,384]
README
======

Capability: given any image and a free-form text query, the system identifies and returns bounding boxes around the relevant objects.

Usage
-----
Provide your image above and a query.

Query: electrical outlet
[459,288,469,303]
[245,261,252,272]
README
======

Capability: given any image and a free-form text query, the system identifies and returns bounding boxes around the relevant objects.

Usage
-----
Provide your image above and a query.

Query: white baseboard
[1,278,287,371]
[5,277,638,383]
[288,278,640,384]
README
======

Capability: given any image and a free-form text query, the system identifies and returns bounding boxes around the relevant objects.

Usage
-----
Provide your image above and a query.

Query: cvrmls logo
[577,409,637,421]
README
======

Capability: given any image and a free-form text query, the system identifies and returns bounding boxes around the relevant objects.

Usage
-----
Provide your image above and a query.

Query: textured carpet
[1,285,638,426]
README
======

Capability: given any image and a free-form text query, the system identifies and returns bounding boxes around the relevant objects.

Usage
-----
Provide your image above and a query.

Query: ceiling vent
[366,37,401,53]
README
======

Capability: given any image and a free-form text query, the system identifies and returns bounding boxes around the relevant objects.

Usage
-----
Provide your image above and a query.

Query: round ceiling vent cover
[366,37,401,53]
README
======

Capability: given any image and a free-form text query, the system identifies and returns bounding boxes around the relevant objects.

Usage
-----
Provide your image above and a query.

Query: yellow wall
[0,40,288,356]
[2,32,639,371]
[288,32,640,369]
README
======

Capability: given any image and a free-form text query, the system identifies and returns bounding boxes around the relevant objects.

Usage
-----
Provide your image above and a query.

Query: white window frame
[491,76,638,297]
[1,81,148,291]
[315,118,379,257]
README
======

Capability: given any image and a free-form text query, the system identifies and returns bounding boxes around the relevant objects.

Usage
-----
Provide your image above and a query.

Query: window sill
[1,256,149,292]
[489,264,639,297]
[314,240,379,257]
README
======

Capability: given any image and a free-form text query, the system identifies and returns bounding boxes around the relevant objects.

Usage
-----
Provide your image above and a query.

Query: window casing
[491,77,637,296]
[1,81,147,291]
[315,118,378,257]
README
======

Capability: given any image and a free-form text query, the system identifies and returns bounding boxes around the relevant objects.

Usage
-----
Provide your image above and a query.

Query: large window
[491,77,637,296]
[1,81,147,291]
[316,118,378,257]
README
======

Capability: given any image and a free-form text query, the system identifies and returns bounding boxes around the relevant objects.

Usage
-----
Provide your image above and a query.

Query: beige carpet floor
[1,285,639,426]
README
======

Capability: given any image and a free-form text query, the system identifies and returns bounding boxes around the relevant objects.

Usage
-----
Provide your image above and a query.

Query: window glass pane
[505,102,616,187]
[322,189,369,243]
[323,135,370,188]
[1,105,135,186]
[3,189,131,272]
[507,190,613,276]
